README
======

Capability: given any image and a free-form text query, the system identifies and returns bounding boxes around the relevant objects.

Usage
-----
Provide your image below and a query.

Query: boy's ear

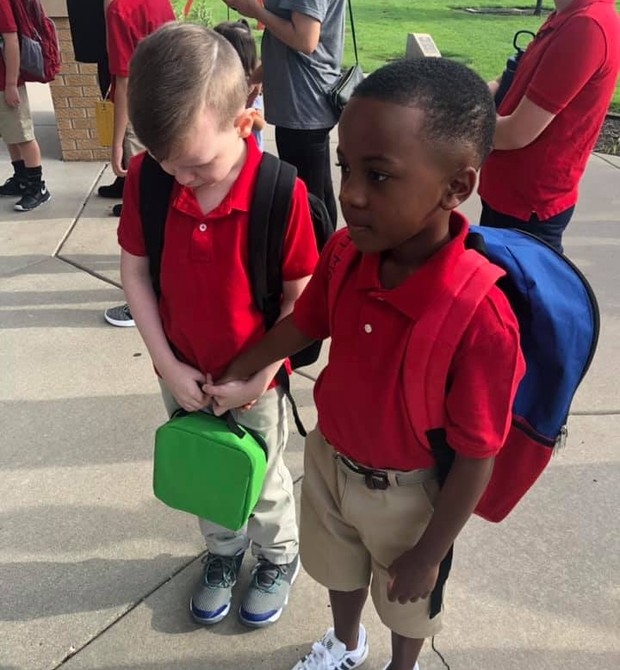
[440,166,478,211]
[235,108,255,139]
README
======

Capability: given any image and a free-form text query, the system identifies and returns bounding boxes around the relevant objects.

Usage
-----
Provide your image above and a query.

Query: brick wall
[49,17,108,161]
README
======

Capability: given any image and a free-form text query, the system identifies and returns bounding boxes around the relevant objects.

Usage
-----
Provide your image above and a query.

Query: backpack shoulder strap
[248,152,297,329]
[404,247,505,445]
[139,153,175,298]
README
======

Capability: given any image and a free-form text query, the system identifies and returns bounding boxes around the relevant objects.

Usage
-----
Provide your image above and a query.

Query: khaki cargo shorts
[0,85,35,144]
[300,429,445,639]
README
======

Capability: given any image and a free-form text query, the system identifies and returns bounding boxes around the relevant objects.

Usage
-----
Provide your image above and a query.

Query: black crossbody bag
[328,0,364,117]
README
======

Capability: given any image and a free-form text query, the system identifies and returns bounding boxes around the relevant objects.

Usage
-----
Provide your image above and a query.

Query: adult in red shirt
[0,0,51,211]
[103,0,175,328]
[479,0,620,253]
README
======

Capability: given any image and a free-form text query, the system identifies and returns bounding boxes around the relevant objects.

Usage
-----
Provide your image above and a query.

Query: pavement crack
[52,551,205,669]
[55,254,122,289]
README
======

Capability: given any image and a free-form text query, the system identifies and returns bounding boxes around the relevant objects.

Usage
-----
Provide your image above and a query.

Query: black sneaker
[0,175,25,197]
[14,183,51,212]
[98,177,125,199]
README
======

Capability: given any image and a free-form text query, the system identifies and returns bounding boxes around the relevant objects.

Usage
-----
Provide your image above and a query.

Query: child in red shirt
[118,23,318,630]
[209,58,525,670]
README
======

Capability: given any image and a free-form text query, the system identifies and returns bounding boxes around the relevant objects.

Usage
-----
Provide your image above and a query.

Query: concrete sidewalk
[1,84,619,670]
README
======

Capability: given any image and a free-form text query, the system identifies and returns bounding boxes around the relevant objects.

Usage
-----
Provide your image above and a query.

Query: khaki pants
[160,382,299,564]
[0,86,35,144]
[300,429,444,638]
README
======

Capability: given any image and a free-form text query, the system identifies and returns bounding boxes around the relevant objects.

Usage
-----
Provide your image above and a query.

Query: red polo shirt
[293,213,525,471]
[479,0,620,221]
[106,0,175,79]
[0,0,24,91]
[118,136,319,380]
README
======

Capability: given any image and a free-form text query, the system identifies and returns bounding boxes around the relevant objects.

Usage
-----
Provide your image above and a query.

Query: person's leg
[157,380,249,624]
[228,388,299,627]
[275,126,338,226]
[0,142,27,197]
[1,87,51,212]
[330,587,369,650]
[291,431,371,669]
[387,634,424,670]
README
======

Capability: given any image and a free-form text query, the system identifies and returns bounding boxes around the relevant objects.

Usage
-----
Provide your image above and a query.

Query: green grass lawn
[173,0,620,111]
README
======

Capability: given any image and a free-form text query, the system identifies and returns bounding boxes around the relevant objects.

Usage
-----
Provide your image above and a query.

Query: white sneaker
[382,663,420,670]
[291,625,369,669]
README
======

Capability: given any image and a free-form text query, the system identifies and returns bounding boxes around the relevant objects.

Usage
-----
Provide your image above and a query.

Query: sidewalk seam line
[55,253,123,290]
[593,152,620,169]
[52,552,205,669]
[52,164,108,258]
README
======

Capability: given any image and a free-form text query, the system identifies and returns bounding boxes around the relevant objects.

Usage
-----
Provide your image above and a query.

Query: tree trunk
[534,0,544,16]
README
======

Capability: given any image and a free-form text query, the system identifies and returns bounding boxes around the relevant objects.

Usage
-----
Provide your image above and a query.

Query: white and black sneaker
[14,182,51,212]
[291,625,369,670]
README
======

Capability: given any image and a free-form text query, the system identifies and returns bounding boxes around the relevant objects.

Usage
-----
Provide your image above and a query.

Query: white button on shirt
[364,324,373,334]
[199,223,207,232]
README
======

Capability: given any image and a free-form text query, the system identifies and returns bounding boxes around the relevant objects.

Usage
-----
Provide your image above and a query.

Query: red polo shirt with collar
[479,0,620,221]
[106,0,175,79]
[118,136,319,380]
[293,213,525,471]
[0,0,24,91]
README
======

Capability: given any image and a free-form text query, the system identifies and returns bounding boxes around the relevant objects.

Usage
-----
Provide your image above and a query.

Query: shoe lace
[122,304,132,319]
[298,641,338,670]
[202,554,238,588]
[251,560,284,593]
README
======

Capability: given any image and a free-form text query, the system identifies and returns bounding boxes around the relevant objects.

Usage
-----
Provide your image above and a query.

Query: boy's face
[159,105,253,189]
[337,97,476,255]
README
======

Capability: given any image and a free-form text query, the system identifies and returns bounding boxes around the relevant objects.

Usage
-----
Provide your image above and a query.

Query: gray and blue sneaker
[190,552,244,625]
[239,555,300,627]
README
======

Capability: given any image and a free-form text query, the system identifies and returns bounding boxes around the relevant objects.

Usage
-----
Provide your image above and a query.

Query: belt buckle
[365,471,389,490]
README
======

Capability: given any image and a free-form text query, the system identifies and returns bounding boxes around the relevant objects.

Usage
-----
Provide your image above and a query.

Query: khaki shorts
[300,429,444,639]
[0,86,35,144]
[123,122,144,167]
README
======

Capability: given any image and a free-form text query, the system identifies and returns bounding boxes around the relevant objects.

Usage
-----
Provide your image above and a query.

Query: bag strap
[139,154,175,298]
[183,0,194,16]
[404,248,504,445]
[347,0,359,65]
[247,153,308,435]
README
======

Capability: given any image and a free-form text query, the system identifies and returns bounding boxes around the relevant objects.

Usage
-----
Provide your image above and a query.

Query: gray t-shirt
[261,0,346,129]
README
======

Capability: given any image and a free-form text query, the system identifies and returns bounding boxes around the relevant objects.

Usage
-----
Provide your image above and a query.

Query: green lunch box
[153,411,268,531]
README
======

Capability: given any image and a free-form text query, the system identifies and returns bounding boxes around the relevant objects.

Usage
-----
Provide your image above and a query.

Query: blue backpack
[405,225,600,521]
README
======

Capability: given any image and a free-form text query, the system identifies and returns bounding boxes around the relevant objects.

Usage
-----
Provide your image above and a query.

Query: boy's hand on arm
[387,454,494,604]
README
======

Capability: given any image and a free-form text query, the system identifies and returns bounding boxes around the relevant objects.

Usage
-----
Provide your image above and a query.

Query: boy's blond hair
[128,22,249,161]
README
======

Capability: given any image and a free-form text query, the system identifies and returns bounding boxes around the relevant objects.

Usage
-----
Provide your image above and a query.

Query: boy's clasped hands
[156,356,264,415]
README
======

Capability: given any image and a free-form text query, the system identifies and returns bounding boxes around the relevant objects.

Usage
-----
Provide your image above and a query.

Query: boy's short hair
[128,22,248,161]
[352,58,495,166]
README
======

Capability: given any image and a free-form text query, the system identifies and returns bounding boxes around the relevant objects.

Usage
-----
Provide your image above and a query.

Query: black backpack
[139,151,334,435]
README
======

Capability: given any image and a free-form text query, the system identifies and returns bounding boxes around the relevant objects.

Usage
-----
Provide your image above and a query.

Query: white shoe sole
[238,558,301,628]
[14,193,51,212]
[104,313,135,327]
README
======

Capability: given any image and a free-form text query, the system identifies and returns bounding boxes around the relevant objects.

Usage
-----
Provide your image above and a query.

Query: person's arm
[1,32,21,108]
[223,0,321,54]
[487,74,501,98]
[493,95,555,150]
[121,250,209,411]
[205,276,315,414]
[492,16,607,151]
[387,454,494,603]
[111,75,128,176]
